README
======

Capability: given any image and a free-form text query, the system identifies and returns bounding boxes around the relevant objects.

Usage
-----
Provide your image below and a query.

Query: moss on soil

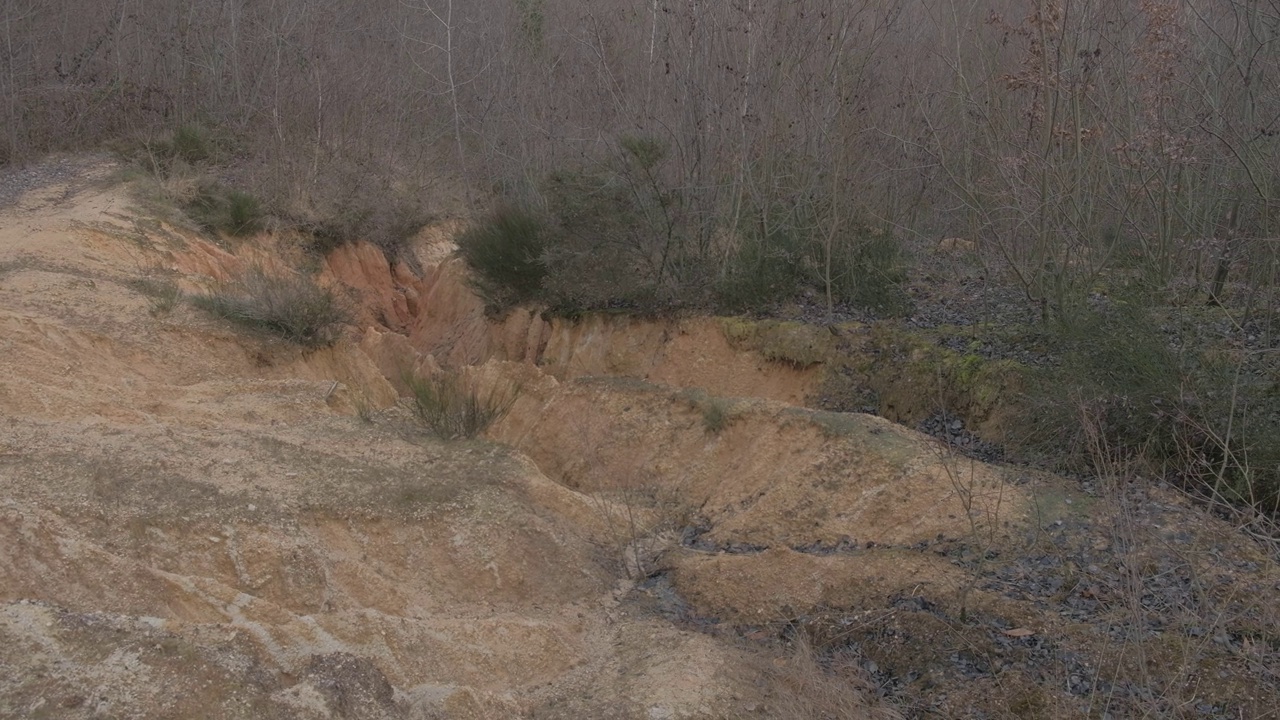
[719,317,835,367]
[808,322,1027,438]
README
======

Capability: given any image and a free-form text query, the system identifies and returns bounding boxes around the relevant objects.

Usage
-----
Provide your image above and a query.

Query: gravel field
[0,154,116,211]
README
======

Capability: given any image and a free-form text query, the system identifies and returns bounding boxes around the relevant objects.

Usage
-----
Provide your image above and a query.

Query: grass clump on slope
[403,368,521,440]
[191,266,351,347]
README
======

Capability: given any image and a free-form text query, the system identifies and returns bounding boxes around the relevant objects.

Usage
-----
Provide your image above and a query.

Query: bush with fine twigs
[190,267,350,347]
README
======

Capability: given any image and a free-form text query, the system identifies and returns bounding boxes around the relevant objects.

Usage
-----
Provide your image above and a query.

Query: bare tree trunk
[409,0,472,211]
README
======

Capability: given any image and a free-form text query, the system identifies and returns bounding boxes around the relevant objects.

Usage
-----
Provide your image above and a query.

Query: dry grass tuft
[731,636,901,720]
[127,273,183,315]
[403,368,520,440]
[190,266,350,347]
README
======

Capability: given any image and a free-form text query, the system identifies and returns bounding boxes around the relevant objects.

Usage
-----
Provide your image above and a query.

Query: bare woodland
[2,0,1276,313]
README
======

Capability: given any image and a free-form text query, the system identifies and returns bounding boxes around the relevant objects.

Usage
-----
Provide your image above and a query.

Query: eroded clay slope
[0,161,891,719]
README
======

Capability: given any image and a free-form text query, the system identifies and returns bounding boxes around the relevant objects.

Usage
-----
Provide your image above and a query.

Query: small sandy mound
[492,372,1026,549]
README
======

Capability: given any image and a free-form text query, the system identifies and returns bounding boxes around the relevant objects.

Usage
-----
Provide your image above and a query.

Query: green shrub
[184,182,265,237]
[829,233,913,317]
[1011,291,1280,510]
[403,369,520,439]
[456,206,548,309]
[224,190,263,236]
[535,138,703,314]
[113,125,201,168]
[166,125,211,164]
[540,168,666,309]
[714,206,911,316]
[1013,297,1183,467]
[190,267,350,347]
[715,219,812,313]
[127,274,183,315]
[471,156,910,317]
[128,124,226,171]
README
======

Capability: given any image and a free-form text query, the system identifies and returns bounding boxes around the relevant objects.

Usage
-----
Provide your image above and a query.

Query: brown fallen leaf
[1002,628,1035,638]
